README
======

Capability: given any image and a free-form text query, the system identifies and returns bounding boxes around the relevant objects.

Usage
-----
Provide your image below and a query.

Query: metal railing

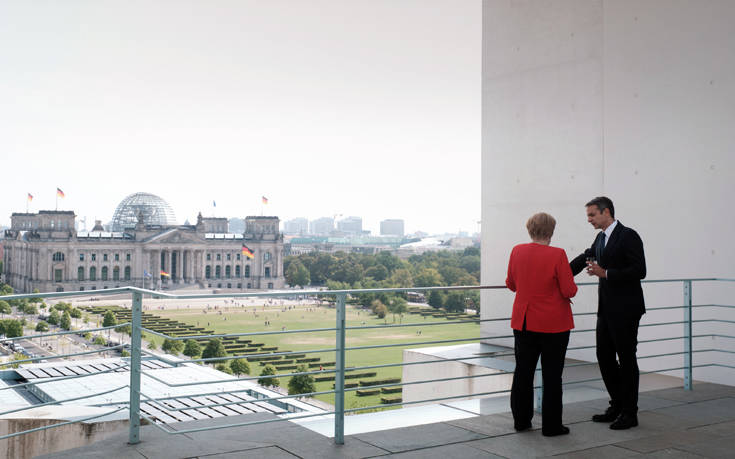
[0,278,732,446]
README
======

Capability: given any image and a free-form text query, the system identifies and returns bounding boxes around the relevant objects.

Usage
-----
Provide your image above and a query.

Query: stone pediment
[146,229,203,245]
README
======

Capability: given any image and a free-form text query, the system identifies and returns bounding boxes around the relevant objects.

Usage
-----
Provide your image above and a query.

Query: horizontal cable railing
[0,278,731,446]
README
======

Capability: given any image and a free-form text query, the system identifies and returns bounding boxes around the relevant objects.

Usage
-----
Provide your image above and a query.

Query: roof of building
[111,192,177,232]
[6,357,324,426]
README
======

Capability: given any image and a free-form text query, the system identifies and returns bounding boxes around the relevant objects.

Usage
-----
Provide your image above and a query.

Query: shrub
[258,364,280,387]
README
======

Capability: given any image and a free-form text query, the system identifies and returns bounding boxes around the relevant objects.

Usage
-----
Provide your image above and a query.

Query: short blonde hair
[526,212,556,240]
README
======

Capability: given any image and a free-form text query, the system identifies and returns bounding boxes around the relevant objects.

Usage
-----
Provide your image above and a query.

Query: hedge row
[381,387,402,394]
[275,365,297,370]
[356,389,380,396]
[344,372,377,380]
[332,382,359,389]
[261,359,293,366]
[308,362,334,368]
[359,378,401,387]
[381,397,402,404]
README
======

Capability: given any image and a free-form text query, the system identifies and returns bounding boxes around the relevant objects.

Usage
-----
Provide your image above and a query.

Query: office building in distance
[380,219,404,237]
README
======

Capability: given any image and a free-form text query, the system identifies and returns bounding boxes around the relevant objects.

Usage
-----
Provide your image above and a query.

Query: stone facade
[3,211,285,293]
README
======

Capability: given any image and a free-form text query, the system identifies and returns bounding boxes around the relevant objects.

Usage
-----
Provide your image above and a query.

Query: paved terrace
[43,382,735,458]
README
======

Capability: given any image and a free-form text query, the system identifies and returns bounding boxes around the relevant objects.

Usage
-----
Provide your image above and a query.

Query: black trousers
[511,328,570,429]
[596,314,641,415]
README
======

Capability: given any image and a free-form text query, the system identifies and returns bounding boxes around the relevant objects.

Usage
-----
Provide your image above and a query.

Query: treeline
[284,248,481,313]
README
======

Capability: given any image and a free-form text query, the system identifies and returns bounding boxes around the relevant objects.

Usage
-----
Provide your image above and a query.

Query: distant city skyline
[0,2,481,236]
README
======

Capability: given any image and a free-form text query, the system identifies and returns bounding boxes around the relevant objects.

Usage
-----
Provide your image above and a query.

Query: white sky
[0,1,481,235]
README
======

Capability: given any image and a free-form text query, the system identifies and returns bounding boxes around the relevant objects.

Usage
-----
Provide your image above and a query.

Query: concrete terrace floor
[41,382,735,459]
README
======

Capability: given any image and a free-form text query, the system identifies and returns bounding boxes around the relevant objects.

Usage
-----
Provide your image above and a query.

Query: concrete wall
[0,416,128,458]
[481,0,735,383]
[403,348,512,405]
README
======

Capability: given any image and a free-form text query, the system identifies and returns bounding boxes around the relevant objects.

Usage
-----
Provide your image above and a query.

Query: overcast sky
[0,1,481,235]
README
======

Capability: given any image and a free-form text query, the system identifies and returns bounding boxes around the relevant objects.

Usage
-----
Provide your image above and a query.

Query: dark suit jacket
[570,221,646,319]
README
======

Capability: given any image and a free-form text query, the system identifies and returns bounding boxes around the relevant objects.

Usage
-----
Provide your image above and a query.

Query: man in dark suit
[570,197,646,430]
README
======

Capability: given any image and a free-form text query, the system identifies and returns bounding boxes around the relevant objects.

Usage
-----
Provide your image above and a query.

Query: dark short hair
[586,196,615,219]
[526,212,556,240]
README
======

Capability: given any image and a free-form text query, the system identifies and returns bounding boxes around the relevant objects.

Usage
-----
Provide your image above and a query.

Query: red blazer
[506,243,577,333]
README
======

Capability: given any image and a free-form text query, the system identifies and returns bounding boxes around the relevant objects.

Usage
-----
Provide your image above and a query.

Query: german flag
[160,271,171,277]
[262,196,268,205]
[242,245,255,259]
[56,187,65,198]
[27,193,33,202]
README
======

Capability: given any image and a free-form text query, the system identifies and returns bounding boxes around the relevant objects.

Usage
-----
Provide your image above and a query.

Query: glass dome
[111,192,177,231]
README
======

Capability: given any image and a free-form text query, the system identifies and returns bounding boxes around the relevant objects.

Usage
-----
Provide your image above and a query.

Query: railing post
[534,360,543,413]
[334,293,346,445]
[683,280,693,390]
[129,290,143,444]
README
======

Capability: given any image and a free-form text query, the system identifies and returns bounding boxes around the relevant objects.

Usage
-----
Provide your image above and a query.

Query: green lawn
[149,302,480,412]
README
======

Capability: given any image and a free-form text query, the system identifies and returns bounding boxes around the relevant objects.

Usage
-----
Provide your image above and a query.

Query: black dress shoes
[610,414,638,430]
[514,421,532,432]
[592,407,620,423]
[542,425,570,437]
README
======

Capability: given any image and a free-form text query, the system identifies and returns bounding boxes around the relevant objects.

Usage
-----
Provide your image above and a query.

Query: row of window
[203,265,272,279]
[76,266,131,282]
[206,282,274,289]
[56,251,274,263]
[53,252,132,262]
[205,252,273,262]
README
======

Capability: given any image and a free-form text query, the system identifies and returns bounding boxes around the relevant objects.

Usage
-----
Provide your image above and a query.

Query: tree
[201,338,227,362]
[287,364,316,395]
[414,268,443,287]
[428,290,445,309]
[285,260,310,287]
[115,324,132,336]
[60,312,72,330]
[162,338,184,355]
[387,297,408,323]
[35,321,49,332]
[364,264,389,281]
[23,303,38,315]
[54,302,72,313]
[93,335,107,346]
[102,310,117,327]
[230,358,250,376]
[258,364,280,387]
[389,268,413,288]
[148,341,157,350]
[47,309,60,325]
[182,339,201,358]
[0,320,23,338]
[29,288,43,304]
[70,308,82,319]
[216,363,233,374]
[0,300,11,317]
[444,291,468,313]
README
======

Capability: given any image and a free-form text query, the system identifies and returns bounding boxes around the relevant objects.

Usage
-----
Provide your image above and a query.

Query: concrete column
[166,250,172,283]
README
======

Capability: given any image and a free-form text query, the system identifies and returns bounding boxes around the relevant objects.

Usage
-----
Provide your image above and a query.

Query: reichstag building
[2,192,285,293]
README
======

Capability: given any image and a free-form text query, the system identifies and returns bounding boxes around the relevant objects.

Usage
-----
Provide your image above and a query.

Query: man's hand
[586,262,607,278]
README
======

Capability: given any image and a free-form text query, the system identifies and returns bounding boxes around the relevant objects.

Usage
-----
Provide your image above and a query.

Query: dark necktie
[596,232,606,261]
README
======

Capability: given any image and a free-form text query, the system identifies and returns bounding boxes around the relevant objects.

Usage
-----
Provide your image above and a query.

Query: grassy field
[147,302,480,412]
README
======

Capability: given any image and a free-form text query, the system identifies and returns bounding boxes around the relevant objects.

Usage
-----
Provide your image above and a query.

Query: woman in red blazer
[506,212,577,436]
